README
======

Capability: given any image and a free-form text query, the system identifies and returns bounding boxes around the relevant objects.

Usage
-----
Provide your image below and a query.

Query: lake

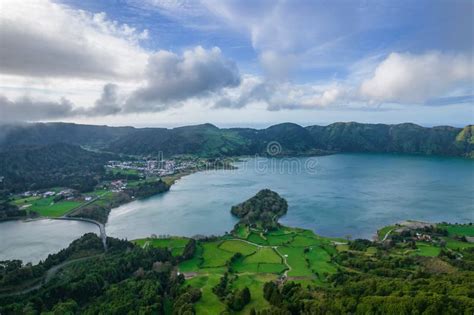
[2,154,473,263]
[0,219,98,263]
[107,154,474,239]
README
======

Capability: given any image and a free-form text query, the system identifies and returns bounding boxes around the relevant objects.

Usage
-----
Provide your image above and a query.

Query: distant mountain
[0,121,471,158]
[306,122,464,156]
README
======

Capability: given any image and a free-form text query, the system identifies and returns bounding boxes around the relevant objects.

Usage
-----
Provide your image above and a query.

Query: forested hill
[0,122,134,148]
[0,143,114,192]
[1,122,472,158]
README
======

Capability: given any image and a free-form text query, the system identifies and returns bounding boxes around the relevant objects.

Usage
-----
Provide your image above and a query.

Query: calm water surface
[1,154,473,263]
[0,220,98,263]
[107,154,474,239]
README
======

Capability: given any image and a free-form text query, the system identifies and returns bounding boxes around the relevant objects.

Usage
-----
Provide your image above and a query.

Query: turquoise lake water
[2,154,473,263]
[107,154,474,239]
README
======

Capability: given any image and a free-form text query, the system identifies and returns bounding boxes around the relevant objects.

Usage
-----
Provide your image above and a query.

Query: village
[106,157,199,178]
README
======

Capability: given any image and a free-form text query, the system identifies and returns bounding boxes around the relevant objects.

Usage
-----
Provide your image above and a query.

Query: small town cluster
[106,158,199,177]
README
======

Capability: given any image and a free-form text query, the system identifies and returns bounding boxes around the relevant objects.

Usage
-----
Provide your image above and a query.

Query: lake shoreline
[2,154,473,263]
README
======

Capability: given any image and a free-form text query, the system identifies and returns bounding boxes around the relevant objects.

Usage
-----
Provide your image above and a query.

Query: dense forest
[0,143,114,193]
[1,122,472,158]
[0,234,201,314]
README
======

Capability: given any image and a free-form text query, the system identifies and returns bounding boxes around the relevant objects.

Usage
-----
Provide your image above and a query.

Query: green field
[219,240,256,256]
[278,246,313,277]
[438,223,474,237]
[172,225,344,313]
[306,246,337,277]
[201,242,235,267]
[234,225,250,239]
[442,237,474,250]
[134,237,190,256]
[244,247,282,264]
[415,242,441,257]
[187,275,227,315]
[22,197,83,217]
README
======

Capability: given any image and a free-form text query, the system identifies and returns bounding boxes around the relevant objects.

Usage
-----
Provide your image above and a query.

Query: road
[54,217,107,251]
[0,255,99,297]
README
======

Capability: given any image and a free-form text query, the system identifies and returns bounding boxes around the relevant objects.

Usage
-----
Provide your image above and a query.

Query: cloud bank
[0,0,472,123]
[360,52,473,104]
[125,46,241,112]
[0,0,147,79]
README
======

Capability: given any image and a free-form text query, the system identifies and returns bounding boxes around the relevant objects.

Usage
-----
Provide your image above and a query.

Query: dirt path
[227,238,292,277]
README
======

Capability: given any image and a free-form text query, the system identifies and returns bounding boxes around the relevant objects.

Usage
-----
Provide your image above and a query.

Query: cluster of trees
[348,239,373,251]
[0,233,106,288]
[231,189,288,229]
[179,239,197,262]
[124,179,170,199]
[0,234,202,314]
[0,200,26,220]
[258,271,474,314]
[212,272,251,311]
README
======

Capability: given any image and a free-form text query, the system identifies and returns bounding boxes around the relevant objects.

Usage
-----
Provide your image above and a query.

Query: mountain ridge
[0,122,472,158]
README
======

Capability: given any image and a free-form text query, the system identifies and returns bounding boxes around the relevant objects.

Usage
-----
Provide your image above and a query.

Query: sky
[0,0,473,128]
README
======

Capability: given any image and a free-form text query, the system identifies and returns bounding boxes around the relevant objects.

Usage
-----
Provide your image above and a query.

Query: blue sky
[0,0,472,127]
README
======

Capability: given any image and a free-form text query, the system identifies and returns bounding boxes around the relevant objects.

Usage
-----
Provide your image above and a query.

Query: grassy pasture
[201,242,235,267]
[257,263,286,274]
[133,237,190,257]
[28,197,83,217]
[305,246,337,276]
[178,244,203,272]
[232,260,259,273]
[278,246,313,277]
[234,225,250,239]
[414,242,441,257]
[245,247,282,264]
[12,196,41,206]
[219,240,256,256]
[438,223,474,237]
[266,233,294,246]
[442,237,474,250]
[187,275,227,315]
[289,235,320,247]
[247,232,268,245]
[232,274,275,314]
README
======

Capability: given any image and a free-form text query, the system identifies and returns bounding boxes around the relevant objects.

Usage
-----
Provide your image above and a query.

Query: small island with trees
[231,189,288,230]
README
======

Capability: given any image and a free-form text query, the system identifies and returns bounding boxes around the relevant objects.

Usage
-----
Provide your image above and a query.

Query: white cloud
[125,46,241,112]
[360,52,473,104]
[90,83,122,115]
[213,76,347,111]
[0,0,148,79]
[0,95,75,121]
